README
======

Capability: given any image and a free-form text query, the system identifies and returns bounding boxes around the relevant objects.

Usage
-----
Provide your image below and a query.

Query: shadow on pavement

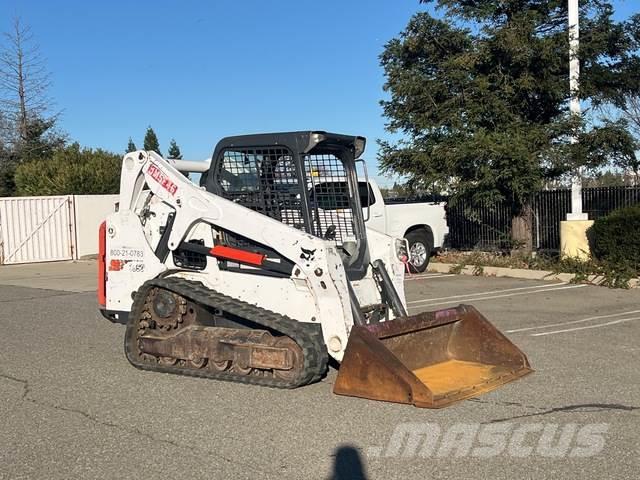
[328,445,368,480]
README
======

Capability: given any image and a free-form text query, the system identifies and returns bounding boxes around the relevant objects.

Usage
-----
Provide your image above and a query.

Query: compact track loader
[99,131,532,408]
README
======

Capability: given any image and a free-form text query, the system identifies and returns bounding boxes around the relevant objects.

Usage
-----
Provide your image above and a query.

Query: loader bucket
[334,305,532,408]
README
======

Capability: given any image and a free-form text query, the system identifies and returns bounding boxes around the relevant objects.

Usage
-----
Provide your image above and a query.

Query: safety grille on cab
[304,154,355,244]
[216,148,355,244]
[217,147,306,230]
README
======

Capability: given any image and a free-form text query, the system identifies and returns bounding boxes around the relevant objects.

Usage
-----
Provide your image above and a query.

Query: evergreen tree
[143,126,161,155]
[167,139,182,159]
[126,137,137,153]
[14,143,121,195]
[379,0,640,251]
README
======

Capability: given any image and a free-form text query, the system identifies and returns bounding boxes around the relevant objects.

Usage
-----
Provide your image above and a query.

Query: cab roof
[212,131,366,158]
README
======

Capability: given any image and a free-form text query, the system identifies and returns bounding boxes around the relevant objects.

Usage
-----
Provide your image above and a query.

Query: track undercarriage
[125,278,328,388]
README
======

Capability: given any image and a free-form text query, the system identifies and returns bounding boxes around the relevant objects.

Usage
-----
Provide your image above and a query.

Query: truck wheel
[405,230,433,273]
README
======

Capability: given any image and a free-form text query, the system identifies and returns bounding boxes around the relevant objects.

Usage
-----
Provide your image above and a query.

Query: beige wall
[73,194,119,259]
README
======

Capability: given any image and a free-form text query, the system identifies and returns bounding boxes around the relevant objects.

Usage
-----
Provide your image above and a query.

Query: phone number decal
[110,248,144,260]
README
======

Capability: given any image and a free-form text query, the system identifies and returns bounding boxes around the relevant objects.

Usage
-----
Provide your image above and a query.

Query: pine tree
[167,139,182,159]
[126,137,136,153]
[143,126,161,155]
[379,0,640,251]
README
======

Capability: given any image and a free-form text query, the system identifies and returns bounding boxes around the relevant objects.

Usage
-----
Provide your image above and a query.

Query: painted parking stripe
[407,284,586,309]
[408,272,450,277]
[407,282,568,305]
[405,272,449,279]
[404,274,455,281]
[506,309,640,333]
[531,316,640,336]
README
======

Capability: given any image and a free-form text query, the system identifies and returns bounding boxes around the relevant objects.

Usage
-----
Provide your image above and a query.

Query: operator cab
[204,131,369,278]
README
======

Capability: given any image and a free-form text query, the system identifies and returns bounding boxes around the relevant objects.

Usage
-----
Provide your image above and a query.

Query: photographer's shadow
[328,445,368,480]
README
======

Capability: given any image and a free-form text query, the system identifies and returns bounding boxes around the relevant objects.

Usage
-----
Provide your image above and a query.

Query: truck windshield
[308,181,375,209]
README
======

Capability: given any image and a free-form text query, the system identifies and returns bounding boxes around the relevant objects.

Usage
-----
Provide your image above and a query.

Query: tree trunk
[17,49,27,141]
[14,20,28,142]
[511,203,533,254]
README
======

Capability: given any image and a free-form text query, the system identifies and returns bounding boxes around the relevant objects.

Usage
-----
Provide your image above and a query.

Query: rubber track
[124,277,328,388]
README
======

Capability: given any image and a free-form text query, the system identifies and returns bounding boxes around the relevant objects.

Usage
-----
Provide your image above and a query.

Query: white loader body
[102,151,406,362]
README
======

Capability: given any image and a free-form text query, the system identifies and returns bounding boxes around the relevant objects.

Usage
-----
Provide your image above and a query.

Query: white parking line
[407,284,586,309]
[506,309,640,333]
[405,272,447,278]
[407,282,568,305]
[404,274,454,281]
[531,316,640,336]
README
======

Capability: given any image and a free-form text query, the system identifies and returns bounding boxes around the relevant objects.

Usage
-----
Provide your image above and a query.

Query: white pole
[567,0,587,220]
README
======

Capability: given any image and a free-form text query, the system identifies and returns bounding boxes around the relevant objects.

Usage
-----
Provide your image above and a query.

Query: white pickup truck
[199,166,447,272]
[358,179,448,272]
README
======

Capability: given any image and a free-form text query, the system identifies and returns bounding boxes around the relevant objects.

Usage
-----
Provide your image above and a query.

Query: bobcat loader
[99,131,532,408]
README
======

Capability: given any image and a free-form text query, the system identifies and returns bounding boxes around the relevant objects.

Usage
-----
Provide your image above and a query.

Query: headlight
[395,238,409,262]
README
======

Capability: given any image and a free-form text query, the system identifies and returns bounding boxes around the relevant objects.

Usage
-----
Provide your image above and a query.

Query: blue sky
[1,0,637,184]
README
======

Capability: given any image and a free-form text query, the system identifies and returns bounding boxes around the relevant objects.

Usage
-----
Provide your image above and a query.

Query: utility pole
[560,0,591,259]
[567,0,587,220]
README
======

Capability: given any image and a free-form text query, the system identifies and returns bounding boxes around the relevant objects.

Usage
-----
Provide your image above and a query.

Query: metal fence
[399,186,640,252]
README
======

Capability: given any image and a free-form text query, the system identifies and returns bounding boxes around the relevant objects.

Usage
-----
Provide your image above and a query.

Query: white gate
[0,196,76,265]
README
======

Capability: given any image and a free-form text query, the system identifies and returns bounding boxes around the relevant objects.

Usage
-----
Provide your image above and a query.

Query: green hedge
[14,143,121,196]
[588,205,640,273]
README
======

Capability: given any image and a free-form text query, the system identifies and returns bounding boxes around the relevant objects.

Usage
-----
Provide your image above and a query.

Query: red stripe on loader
[210,245,266,266]
[98,221,106,307]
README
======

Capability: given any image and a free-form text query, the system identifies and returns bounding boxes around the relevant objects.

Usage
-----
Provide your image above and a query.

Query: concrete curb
[428,262,639,288]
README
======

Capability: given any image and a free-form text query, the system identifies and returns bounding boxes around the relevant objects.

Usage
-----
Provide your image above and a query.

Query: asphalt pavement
[0,263,638,479]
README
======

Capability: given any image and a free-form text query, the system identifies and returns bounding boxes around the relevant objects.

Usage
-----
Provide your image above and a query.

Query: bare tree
[620,96,640,186]
[0,110,10,146]
[0,18,55,145]
[622,95,640,137]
